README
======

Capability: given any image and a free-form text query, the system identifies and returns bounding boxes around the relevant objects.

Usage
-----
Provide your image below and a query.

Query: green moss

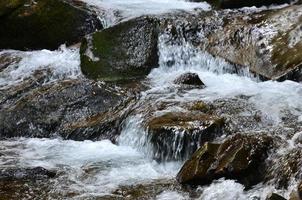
[0,0,100,50]
[80,17,158,81]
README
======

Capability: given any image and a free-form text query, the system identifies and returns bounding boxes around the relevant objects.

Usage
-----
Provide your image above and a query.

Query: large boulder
[0,0,102,50]
[80,16,160,81]
[163,5,302,81]
[176,134,273,187]
[146,112,224,161]
[0,78,133,141]
[205,6,302,81]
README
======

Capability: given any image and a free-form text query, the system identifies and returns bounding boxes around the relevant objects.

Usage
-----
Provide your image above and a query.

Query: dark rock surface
[266,193,287,200]
[0,77,134,141]
[80,16,160,81]
[0,0,102,50]
[0,167,56,180]
[177,134,273,187]
[173,72,205,87]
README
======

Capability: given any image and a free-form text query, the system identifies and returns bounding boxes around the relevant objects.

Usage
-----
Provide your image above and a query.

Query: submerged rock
[0,78,133,141]
[146,112,224,161]
[202,0,291,9]
[173,72,205,87]
[80,16,159,81]
[0,167,54,199]
[0,0,102,50]
[177,134,273,187]
[0,167,56,180]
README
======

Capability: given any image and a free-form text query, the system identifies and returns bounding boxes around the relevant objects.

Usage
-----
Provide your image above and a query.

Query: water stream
[0,0,301,199]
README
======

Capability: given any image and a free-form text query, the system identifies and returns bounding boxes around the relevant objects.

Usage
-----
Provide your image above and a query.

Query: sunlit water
[0,0,301,199]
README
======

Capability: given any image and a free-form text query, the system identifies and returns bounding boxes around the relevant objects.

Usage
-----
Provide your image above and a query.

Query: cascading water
[0,0,302,199]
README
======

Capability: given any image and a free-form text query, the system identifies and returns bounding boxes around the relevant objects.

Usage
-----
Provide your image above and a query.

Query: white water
[81,0,211,27]
[0,1,301,199]
[0,45,81,89]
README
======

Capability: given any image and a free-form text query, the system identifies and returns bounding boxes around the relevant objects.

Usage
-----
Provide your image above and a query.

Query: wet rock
[173,72,205,87]
[0,78,133,141]
[177,134,273,187]
[164,5,302,81]
[146,112,224,161]
[266,193,287,200]
[266,149,302,189]
[0,0,102,50]
[80,16,159,81]
[299,182,302,199]
[0,167,56,180]
[0,52,21,72]
[0,0,23,17]
[203,0,291,9]
[204,6,302,81]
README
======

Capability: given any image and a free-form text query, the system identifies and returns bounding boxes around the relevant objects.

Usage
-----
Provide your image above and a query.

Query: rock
[299,182,302,199]
[173,72,205,87]
[176,134,273,187]
[204,6,302,81]
[266,193,287,200]
[0,0,23,17]
[80,16,159,81]
[146,112,224,161]
[0,52,21,72]
[0,0,102,50]
[0,167,56,180]
[0,78,133,141]
[0,167,55,199]
[164,5,302,81]
[266,149,302,189]
[203,0,291,9]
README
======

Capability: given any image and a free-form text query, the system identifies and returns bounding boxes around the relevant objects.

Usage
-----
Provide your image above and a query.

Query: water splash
[0,45,81,88]
[81,0,211,27]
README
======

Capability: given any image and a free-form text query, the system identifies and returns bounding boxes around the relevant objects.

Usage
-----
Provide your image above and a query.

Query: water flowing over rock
[146,112,224,161]
[201,0,291,9]
[0,0,102,50]
[162,5,302,81]
[80,16,160,81]
[177,134,273,187]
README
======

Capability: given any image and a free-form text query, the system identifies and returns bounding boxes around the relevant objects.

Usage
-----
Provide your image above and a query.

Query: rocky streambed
[0,0,302,199]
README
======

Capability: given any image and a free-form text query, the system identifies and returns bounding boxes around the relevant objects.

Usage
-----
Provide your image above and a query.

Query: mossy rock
[0,0,102,50]
[0,0,24,17]
[177,134,273,187]
[146,112,225,161]
[80,16,159,81]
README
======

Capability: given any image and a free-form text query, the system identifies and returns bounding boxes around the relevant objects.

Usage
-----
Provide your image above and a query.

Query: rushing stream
[0,0,301,199]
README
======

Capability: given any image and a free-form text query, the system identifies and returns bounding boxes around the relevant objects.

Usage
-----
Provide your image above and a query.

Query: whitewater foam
[0,45,81,88]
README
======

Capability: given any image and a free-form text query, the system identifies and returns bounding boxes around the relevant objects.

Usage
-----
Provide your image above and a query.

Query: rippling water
[0,0,301,199]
